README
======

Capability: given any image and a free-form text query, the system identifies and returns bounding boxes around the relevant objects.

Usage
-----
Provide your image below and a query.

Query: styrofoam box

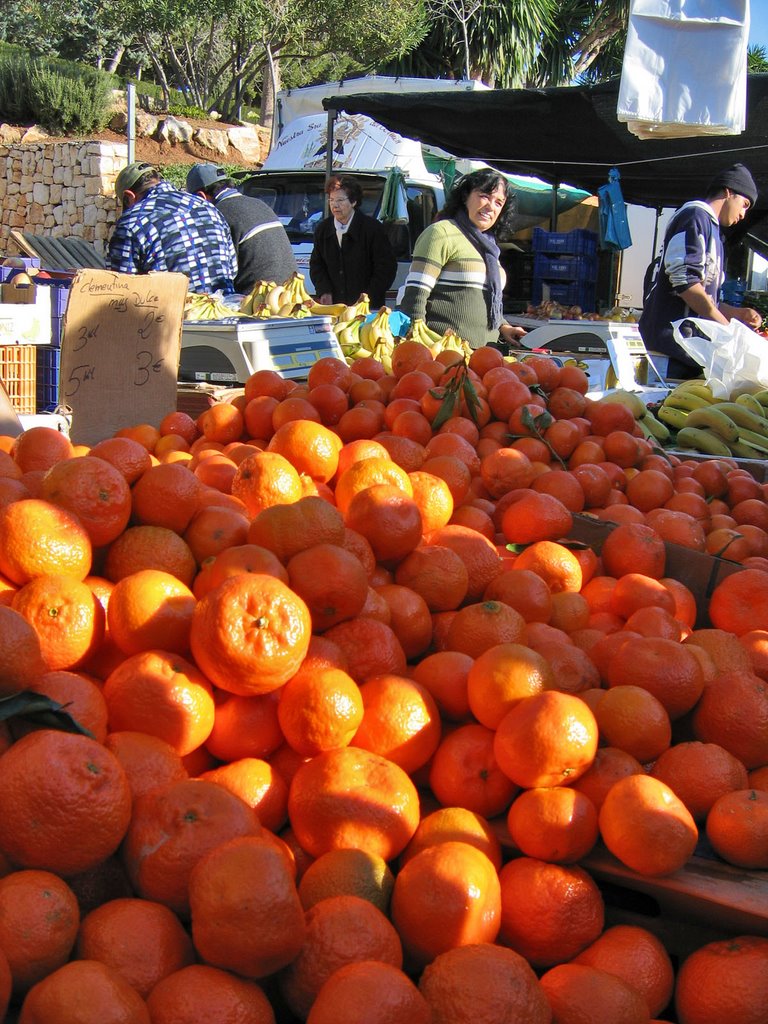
[0,286,52,346]
[179,315,341,384]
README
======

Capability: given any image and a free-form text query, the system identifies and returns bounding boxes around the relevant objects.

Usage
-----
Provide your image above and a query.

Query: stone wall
[0,140,127,257]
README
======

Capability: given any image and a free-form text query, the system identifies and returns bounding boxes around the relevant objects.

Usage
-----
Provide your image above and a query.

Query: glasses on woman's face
[329,192,351,208]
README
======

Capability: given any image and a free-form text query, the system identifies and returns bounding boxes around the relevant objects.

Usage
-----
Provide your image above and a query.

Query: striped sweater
[398,219,500,349]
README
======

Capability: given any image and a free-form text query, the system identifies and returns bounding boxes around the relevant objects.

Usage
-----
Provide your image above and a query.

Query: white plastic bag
[618,0,749,138]
[672,317,768,396]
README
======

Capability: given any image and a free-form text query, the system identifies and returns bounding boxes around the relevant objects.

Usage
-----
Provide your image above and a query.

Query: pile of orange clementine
[0,346,767,1024]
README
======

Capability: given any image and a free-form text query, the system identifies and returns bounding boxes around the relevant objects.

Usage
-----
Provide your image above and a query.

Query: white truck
[238,76,489,298]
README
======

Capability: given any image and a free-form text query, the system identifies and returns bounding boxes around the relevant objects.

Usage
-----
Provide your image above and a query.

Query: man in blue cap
[187,164,297,294]
[640,162,762,379]
[108,161,237,294]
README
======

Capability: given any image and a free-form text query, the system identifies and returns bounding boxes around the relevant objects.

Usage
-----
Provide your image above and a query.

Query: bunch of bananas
[657,381,768,458]
[239,272,317,318]
[438,329,474,359]
[342,307,397,372]
[184,293,241,322]
[406,318,444,351]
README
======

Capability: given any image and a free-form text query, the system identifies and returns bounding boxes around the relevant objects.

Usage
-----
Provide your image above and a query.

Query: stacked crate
[531,228,599,310]
[34,279,72,413]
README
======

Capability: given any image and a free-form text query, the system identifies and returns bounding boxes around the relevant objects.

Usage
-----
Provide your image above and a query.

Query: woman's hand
[499,322,527,344]
[318,293,333,305]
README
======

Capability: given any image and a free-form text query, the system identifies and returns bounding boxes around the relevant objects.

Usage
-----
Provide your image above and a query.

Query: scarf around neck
[454,206,504,331]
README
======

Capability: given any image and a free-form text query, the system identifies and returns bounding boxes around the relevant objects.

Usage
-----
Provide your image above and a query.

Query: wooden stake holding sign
[60,269,188,446]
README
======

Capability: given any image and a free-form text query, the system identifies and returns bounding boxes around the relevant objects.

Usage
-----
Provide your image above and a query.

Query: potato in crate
[0,344,36,414]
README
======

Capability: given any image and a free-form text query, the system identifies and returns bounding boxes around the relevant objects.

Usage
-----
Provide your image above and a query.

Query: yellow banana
[664,392,714,412]
[266,284,289,315]
[674,426,733,457]
[657,405,689,430]
[285,272,313,304]
[735,428,768,453]
[358,320,375,350]
[735,393,767,417]
[416,318,443,345]
[728,436,768,458]
[710,402,768,436]
[670,381,715,400]
[668,378,710,394]
[750,389,768,409]
[309,301,350,318]
[635,417,662,444]
[640,410,670,442]
[684,406,740,443]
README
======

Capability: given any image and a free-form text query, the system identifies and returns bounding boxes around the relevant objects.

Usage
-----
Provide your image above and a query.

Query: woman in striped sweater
[398,168,526,350]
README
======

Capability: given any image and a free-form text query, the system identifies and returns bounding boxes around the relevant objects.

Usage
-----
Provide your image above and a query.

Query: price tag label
[60,270,187,445]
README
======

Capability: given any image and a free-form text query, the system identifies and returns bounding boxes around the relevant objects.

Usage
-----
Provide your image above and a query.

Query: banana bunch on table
[184,293,241,321]
[341,307,396,372]
[658,381,768,458]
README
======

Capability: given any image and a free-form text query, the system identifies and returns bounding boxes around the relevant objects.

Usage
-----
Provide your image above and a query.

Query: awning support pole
[324,108,336,217]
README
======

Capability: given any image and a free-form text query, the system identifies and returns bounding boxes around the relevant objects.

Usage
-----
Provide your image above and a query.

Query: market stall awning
[322,75,768,249]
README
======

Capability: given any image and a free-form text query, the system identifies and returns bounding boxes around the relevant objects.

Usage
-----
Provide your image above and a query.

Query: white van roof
[262,111,437,181]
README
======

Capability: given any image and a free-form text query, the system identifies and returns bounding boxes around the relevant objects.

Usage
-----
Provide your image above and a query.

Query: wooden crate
[0,345,36,415]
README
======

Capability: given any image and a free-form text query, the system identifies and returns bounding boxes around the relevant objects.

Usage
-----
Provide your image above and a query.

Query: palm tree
[383,0,631,87]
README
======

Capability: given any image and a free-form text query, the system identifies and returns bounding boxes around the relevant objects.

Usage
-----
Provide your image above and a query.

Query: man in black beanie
[639,162,762,379]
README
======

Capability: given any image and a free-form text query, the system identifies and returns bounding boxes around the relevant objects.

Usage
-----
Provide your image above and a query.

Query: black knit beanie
[707,163,758,206]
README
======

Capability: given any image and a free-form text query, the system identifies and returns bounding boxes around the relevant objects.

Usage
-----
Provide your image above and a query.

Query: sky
[750,0,768,49]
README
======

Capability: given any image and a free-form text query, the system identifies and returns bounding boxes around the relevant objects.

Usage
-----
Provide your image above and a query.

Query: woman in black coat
[309,175,397,309]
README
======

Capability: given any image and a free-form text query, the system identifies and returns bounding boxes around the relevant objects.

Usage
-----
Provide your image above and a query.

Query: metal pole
[550,180,559,231]
[324,107,336,216]
[127,83,136,164]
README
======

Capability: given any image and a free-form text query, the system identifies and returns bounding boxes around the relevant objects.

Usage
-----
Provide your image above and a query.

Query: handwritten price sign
[60,270,187,446]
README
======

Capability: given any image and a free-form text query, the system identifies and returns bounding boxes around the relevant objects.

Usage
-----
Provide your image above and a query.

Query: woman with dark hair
[399,167,525,349]
[309,174,397,308]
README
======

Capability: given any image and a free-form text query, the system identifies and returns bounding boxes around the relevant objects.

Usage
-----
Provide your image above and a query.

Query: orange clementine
[390,841,501,968]
[539,962,650,1024]
[498,857,604,968]
[0,731,131,876]
[493,690,598,788]
[674,934,768,1024]
[287,746,420,860]
[103,650,214,756]
[598,773,698,876]
[428,723,518,818]
[190,573,312,696]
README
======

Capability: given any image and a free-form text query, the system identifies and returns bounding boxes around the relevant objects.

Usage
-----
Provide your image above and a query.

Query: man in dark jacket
[186,163,298,295]
[639,162,762,378]
[309,175,397,308]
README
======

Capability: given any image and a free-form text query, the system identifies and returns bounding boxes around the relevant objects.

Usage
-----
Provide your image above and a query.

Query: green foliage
[168,102,210,120]
[0,53,113,132]
[160,163,248,190]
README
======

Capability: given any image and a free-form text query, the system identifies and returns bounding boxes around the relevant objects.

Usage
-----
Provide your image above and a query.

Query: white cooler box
[179,315,341,384]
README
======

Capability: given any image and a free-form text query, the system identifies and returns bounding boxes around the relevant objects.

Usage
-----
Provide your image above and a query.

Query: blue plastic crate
[51,316,64,348]
[532,227,598,257]
[35,346,60,412]
[531,278,596,309]
[533,253,598,284]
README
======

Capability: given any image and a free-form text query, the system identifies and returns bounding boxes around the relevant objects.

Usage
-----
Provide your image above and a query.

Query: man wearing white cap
[640,162,762,378]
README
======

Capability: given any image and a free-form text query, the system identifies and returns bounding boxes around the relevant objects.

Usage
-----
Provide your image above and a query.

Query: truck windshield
[239,174,386,243]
